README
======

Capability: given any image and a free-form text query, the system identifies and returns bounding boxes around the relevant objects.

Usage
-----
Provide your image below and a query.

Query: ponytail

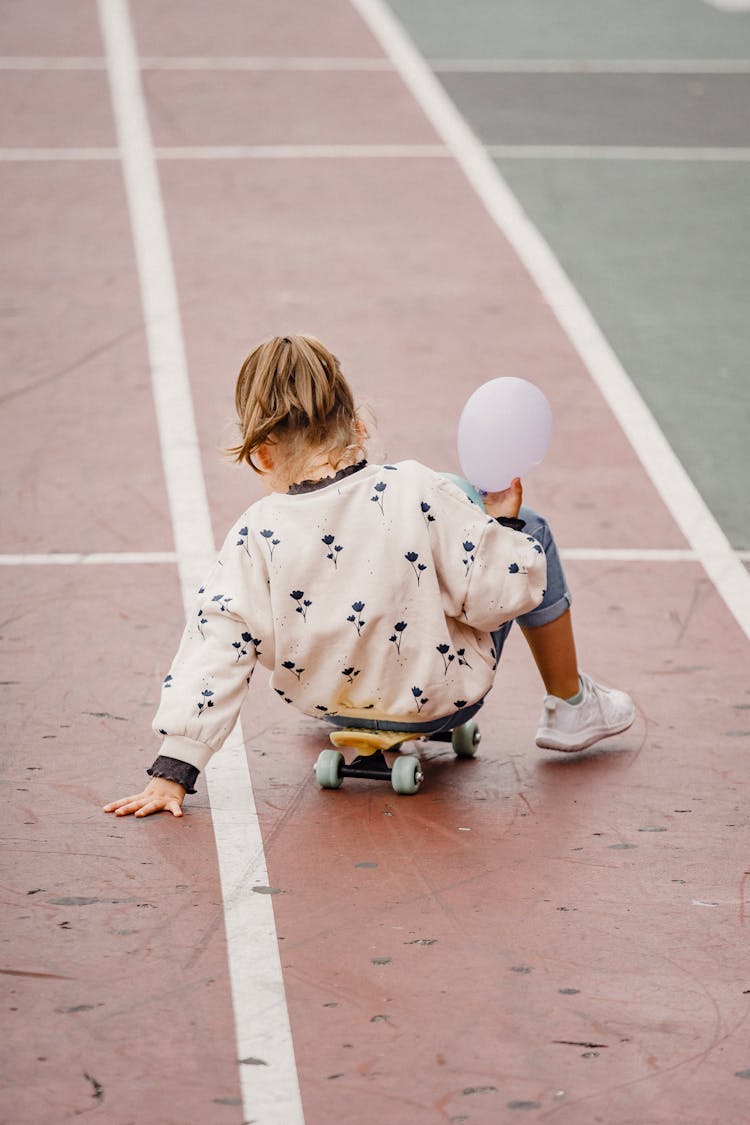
[228,335,363,475]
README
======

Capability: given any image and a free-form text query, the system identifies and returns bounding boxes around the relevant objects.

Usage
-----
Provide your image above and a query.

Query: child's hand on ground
[103,777,186,818]
[483,477,523,520]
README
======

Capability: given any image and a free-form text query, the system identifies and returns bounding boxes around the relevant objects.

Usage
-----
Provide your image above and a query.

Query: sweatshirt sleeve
[428,474,547,633]
[462,518,547,631]
[151,521,265,773]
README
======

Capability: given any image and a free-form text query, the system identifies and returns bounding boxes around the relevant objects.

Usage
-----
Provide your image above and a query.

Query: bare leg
[521,608,580,699]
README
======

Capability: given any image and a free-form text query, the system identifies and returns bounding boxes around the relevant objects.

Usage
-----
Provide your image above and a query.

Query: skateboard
[313,720,481,795]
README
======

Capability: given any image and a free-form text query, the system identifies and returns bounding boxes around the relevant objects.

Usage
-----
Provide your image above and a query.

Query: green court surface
[388,0,750,60]
[388,0,750,551]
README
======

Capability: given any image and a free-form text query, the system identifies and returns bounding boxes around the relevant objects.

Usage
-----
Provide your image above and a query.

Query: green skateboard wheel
[452,720,481,758]
[315,748,344,789]
[391,755,423,795]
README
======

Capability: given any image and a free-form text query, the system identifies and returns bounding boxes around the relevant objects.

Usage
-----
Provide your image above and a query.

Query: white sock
[565,677,583,705]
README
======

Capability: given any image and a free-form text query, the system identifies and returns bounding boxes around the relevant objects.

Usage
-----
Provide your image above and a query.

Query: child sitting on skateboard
[104,334,634,818]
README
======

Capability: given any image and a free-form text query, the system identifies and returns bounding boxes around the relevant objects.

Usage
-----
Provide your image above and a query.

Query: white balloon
[457,377,553,492]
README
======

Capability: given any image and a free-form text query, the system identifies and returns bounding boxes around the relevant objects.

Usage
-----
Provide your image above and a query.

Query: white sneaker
[535,672,635,752]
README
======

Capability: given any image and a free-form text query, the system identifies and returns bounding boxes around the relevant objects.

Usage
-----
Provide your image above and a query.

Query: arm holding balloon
[482,476,523,521]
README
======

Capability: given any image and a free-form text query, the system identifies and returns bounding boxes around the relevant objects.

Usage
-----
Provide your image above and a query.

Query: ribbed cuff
[147,755,199,795]
[495,516,526,531]
[156,734,214,772]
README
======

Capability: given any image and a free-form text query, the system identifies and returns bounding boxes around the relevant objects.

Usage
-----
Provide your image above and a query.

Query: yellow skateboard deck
[329,729,422,755]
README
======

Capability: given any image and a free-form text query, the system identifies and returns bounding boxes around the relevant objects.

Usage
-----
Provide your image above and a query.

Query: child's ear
[253,441,275,473]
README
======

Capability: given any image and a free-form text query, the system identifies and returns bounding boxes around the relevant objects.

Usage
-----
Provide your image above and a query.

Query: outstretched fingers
[135,798,183,818]
[103,793,146,815]
[102,791,183,818]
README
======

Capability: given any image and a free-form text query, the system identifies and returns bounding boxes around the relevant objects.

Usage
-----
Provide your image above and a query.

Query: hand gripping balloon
[457,377,553,493]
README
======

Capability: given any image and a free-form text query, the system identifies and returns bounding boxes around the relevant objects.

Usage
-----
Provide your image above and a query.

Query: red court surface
[2,2,749,1124]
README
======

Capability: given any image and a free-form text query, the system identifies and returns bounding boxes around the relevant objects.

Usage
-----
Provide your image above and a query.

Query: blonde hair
[228,335,364,478]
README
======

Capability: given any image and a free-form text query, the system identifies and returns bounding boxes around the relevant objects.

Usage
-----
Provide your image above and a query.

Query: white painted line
[5,144,749,165]
[155,143,449,159]
[0,55,107,69]
[559,548,699,561]
[0,54,391,71]
[0,148,120,161]
[561,548,750,563]
[0,552,177,565]
[5,55,750,74]
[0,144,446,162]
[430,57,750,74]
[487,145,750,162]
[140,54,393,70]
[97,4,304,1123]
[351,0,750,641]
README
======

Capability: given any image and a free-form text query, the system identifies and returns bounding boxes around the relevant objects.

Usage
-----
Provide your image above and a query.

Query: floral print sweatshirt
[152,461,547,775]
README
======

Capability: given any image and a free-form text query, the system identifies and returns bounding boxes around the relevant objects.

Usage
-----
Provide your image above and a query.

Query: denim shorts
[490,505,572,661]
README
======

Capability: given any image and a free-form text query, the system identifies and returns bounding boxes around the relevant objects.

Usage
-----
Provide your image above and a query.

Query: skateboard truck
[341,748,398,781]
